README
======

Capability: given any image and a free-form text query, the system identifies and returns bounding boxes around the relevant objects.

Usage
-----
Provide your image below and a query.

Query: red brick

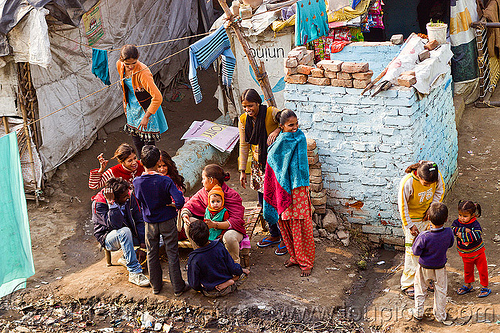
[285,74,308,84]
[418,50,430,62]
[317,60,343,72]
[338,72,352,80]
[307,77,330,86]
[298,50,314,66]
[297,65,314,75]
[285,57,299,68]
[397,75,416,87]
[330,79,342,87]
[286,67,298,75]
[311,68,325,78]
[341,62,369,73]
[324,71,337,79]
[352,70,373,80]
[353,79,371,89]
[339,79,353,88]
[424,39,439,51]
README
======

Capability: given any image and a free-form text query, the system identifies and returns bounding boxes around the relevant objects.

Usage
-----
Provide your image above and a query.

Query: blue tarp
[0,132,35,298]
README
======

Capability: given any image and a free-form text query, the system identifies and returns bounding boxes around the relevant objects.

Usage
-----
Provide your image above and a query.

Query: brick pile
[284,46,373,89]
[307,138,326,215]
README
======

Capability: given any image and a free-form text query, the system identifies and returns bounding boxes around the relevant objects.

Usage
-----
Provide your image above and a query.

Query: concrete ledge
[172,114,234,193]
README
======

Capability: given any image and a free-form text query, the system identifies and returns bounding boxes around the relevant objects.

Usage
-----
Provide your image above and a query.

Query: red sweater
[88,162,145,190]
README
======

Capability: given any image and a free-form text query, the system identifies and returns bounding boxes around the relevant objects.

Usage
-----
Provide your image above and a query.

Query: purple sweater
[133,173,185,223]
[412,227,454,269]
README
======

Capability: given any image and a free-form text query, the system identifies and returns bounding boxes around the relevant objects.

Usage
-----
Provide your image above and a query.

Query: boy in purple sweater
[133,145,188,296]
[412,202,454,322]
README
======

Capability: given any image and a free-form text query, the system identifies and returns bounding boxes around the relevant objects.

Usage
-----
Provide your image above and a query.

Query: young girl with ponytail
[398,161,445,298]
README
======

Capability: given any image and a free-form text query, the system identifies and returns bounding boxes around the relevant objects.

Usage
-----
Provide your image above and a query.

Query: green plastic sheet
[0,132,35,298]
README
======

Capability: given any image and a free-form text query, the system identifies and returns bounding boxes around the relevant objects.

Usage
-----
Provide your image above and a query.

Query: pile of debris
[284,46,373,89]
[0,293,363,332]
[307,138,350,247]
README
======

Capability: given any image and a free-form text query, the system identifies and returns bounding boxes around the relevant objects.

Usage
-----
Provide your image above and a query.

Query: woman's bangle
[216,222,219,229]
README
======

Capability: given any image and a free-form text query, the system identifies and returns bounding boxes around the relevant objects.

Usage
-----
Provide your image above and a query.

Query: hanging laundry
[189,25,235,104]
[295,0,328,46]
[91,48,111,85]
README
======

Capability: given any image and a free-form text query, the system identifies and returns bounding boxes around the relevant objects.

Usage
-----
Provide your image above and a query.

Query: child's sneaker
[129,272,150,287]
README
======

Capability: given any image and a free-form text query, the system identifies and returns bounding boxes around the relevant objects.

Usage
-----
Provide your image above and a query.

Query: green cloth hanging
[0,132,35,298]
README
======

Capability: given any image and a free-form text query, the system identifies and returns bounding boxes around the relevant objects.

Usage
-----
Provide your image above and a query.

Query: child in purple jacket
[412,202,454,323]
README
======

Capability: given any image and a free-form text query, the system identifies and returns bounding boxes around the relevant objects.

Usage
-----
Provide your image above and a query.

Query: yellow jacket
[238,106,279,171]
[398,171,445,229]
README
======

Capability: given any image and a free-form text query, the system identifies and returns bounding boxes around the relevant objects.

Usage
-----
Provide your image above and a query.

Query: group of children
[90,141,253,296]
[399,161,491,323]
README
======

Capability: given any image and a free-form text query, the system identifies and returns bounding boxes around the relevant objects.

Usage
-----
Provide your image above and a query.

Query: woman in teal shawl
[263,110,315,276]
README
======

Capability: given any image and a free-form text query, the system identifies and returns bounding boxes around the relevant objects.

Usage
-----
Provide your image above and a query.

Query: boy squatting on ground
[187,220,250,297]
[133,145,189,296]
[92,177,150,287]
[412,202,454,323]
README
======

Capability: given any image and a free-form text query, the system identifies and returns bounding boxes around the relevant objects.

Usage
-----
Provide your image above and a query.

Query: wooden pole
[2,117,9,134]
[18,88,39,206]
[217,0,277,107]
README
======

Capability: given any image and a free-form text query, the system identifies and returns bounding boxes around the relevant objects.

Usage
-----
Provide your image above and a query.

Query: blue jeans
[258,191,281,238]
[105,227,142,274]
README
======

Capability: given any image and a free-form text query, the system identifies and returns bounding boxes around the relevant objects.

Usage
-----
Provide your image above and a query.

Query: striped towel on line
[189,25,236,104]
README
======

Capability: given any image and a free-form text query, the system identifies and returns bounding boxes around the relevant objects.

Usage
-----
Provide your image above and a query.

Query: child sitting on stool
[187,220,250,297]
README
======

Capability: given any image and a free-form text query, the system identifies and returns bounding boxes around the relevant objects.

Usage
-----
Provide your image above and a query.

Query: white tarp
[381,34,453,95]
[0,58,20,117]
[8,7,52,68]
[5,0,202,172]
[220,28,294,118]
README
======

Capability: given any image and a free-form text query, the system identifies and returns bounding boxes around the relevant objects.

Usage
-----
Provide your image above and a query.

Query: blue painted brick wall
[284,70,458,238]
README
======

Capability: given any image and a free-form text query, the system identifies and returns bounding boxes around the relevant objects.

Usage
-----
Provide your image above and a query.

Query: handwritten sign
[181,120,239,152]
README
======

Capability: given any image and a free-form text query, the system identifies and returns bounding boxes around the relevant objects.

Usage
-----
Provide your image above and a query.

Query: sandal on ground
[256,236,280,248]
[235,273,248,287]
[457,285,473,295]
[274,243,288,256]
[402,287,415,299]
[478,287,491,298]
[202,284,237,298]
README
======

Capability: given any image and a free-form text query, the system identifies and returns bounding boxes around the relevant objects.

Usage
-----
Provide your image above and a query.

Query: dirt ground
[2,69,500,332]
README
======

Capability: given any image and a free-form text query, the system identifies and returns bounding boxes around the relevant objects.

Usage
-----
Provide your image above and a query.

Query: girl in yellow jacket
[398,161,445,299]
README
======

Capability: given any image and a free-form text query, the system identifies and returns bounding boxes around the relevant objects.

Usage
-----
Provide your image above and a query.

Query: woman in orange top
[117,45,168,154]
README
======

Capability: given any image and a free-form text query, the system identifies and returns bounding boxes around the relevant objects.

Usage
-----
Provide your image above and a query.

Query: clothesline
[24,44,192,128]
[49,30,211,52]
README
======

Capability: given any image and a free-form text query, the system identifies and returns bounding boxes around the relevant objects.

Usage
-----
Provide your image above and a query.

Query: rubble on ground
[0,292,364,332]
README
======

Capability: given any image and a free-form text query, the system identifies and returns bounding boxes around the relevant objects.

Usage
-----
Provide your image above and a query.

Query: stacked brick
[317,60,373,89]
[307,138,327,215]
[284,46,373,89]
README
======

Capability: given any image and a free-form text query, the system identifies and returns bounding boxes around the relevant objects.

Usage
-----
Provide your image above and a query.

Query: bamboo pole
[2,117,9,134]
[18,87,40,206]
[217,0,277,107]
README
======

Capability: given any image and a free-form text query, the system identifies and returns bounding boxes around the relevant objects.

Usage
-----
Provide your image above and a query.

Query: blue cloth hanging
[91,48,111,85]
[189,25,235,104]
[352,0,362,9]
[295,0,329,46]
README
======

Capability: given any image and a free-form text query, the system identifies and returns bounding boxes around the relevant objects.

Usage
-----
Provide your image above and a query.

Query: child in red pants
[451,201,491,298]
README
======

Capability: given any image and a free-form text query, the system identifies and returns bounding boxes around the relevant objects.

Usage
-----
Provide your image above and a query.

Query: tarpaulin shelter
[0,0,214,183]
